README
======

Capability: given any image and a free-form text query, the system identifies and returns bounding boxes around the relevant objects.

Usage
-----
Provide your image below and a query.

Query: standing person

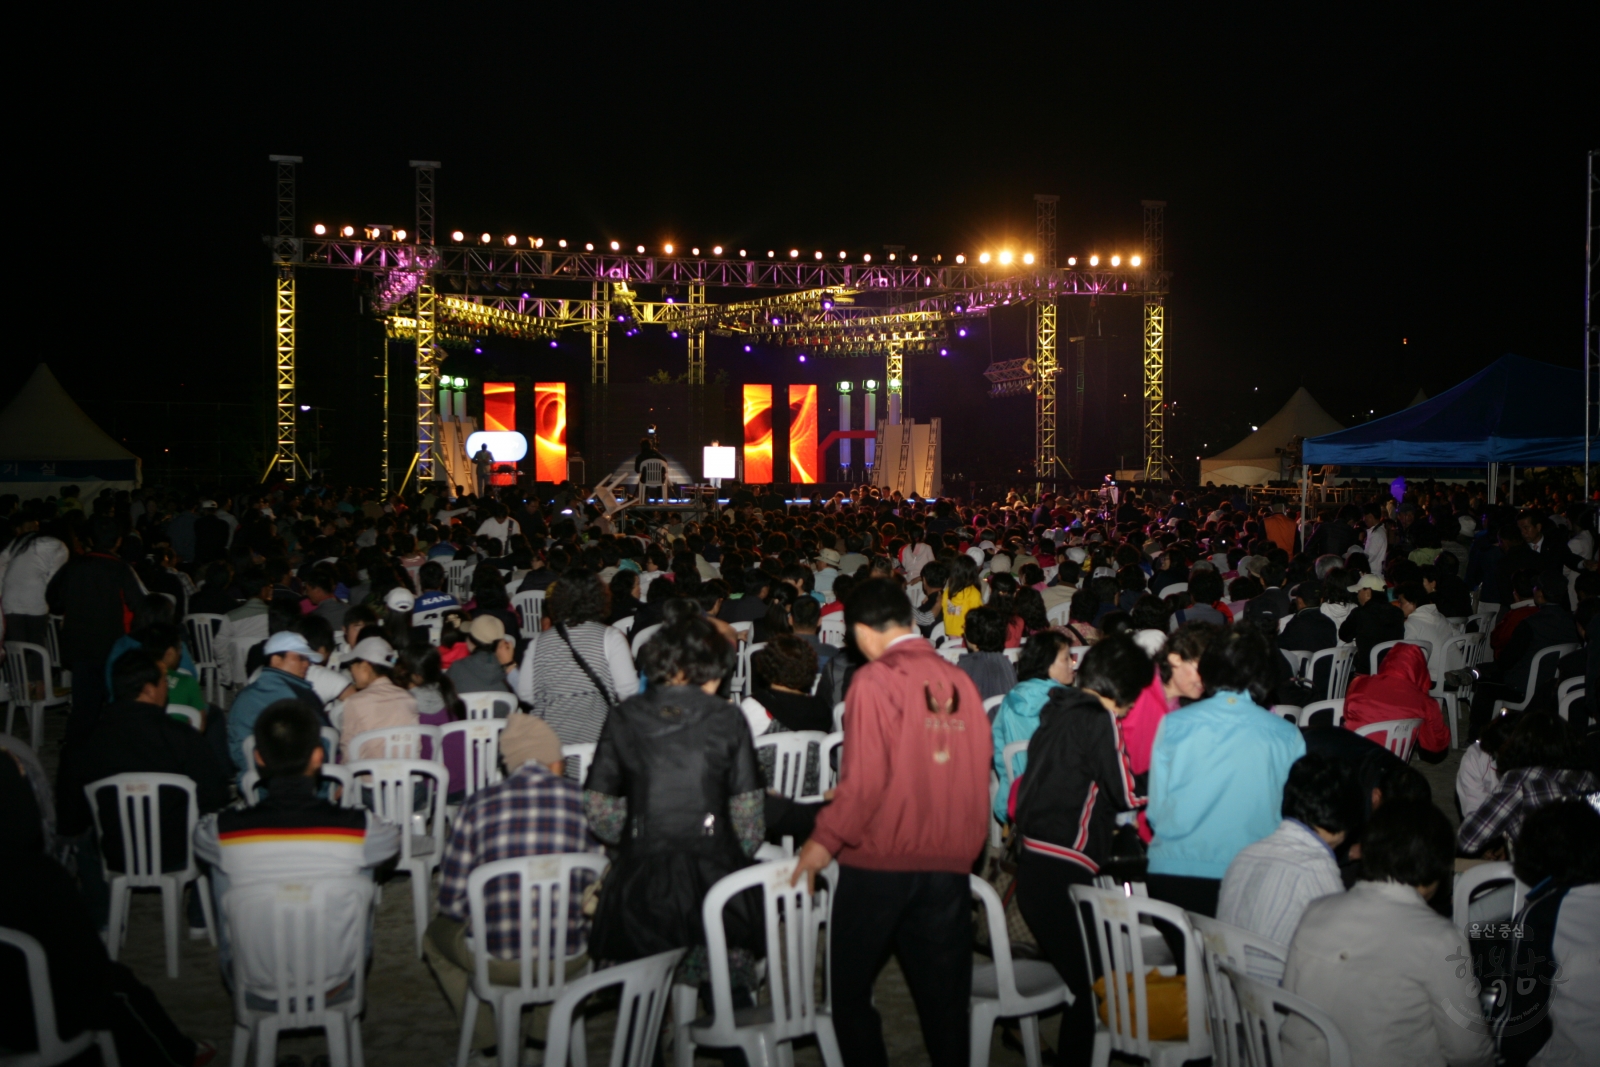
[791,579,991,1067]
[524,570,633,745]
[472,443,494,498]
[0,508,68,647]
[46,515,146,741]
[1361,503,1389,577]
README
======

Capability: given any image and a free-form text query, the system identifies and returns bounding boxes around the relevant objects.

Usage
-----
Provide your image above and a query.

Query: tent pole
[1300,465,1308,553]
[1488,462,1497,504]
[1509,465,1515,506]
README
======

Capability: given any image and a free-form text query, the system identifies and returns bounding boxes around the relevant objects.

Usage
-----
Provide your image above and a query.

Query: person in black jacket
[46,514,146,741]
[1012,634,1150,1067]
[1338,573,1404,676]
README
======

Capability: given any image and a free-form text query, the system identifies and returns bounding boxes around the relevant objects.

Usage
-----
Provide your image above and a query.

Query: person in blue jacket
[225,631,325,779]
[991,629,1076,820]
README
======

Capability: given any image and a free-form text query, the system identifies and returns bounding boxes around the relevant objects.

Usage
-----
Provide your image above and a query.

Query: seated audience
[1341,641,1451,761]
[1338,573,1404,676]
[958,606,1017,703]
[747,634,832,734]
[226,630,326,776]
[1455,708,1514,819]
[1120,621,1213,786]
[446,615,516,696]
[990,629,1075,819]
[1395,580,1456,676]
[338,636,420,761]
[1458,711,1598,856]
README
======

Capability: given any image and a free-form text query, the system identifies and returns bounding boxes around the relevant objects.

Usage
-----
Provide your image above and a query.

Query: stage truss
[265,159,1170,487]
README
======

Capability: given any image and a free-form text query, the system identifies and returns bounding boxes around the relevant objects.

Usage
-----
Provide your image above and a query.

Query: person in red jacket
[1341,641,1450,761]
[792,578,991,1067]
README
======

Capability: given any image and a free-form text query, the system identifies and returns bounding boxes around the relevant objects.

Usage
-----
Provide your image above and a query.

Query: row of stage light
[306,223,1142,270]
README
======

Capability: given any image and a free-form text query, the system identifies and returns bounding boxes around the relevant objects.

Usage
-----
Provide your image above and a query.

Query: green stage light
[863,379,880,391]
[836,381,853,393]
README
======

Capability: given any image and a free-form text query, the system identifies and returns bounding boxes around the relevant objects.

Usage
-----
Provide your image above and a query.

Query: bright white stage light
[313,223,326,235]
[586,242,595,251]
[1110,254,1121,267]
[999,251,1013,265]
[1067,256,1077,266]
[505,234,517,245]
[610,241,620,251]
[534,238,544,248]
[451,230,464,242]
[790,249,799,258]
[341,225,355,237]
[713,245,724,255]
[636,245,645,254]
[1130,254,1141,267]
[979,252,991,264]
[664,243,674,254]
[395,228,408,241]
[480,233,491,244]
[1022,252,1034,265]
[863,253,872,262]
[465,431,528,463]
[1089,255,1100,267]
[955,254,966,264]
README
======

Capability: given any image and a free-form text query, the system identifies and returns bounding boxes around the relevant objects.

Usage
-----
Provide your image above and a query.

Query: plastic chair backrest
[224,877,373,1030]
[820,732,843,790]
[1437,632,1476,674]
[46,614,65,668]
[1557,677,1586,722]
[184,613,226,666]
[938,645,964,665]
[1353,717,1422,760]
[543,947,687,1067]
[446,560,469,599]
[1043,565,1060,582]
[832,701,846,733]
[631,622,664,658]
[460,690,517,720]
[1280,648,1310,677]
[440,720,506,800]
[1221,961,1352,1067]
[1068,885,1210,1061]
[971,874,1031,1003]
[166,704,202,730]
[465,853,608,999]
[930,620,948,644]
[699,859,819,1046]
[640,459,667,487]
[1452,861,1527,938]
[1003,646,1022,664]
[1369,639,1404,674]
[561,742,597,786]
[983,695,1005,716]
[740,640,766,696]
[756,731,830,802]
[1506,643,1580,710]
[818,616,846,648]
[349,723,440,762]
[347,759,448,865]
[512,590,545,639]
[1189,913,1289,1067]
[1046,602,1073,627]
[0,925,120,1066]
[1160,582,1189,601]
[1003,740,1029,782]
[1296,698,1344,728]
[413,607,448,645]
[1069,645,1090,667]
[84,772,199,884]
[1326,644,1357,700]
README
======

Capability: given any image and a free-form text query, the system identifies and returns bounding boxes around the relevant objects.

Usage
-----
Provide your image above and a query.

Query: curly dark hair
[638,615,735,686]
[1017,629,1072,683]
[547,569,609,625]
[752,634,818,691]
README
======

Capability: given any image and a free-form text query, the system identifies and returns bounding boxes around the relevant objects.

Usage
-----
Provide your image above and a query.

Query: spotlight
[838,251,847,260]
[313,223,327,235]
[1067,256,1077,266]
[1022,252,1034,265]
[1130,254,1142,267]
[910,254,917,262]
[939,348,949,356]
[451,230,464,242]
[836,381,853,393]
[395,228,408,241]
[714,245,723,255]
[766,250,774,258]
[744,344,753,352]
[790,249,799,258]
[341,225,355,237]
[738,249,746,256]
[1110,254,1121,267]
[955,254,966,264]
[887,377,902,389]
[771,317,781,325]
[480,233,491,243]
[998,251,1013,265]
[585,242,595,251]
[549,340,558,348]
[864,378,880,391]
[798,354,808,362]
[958,328,968,337]
[863,253,872,262]
[671,331,680,339]
[299,404,310,411]
[505,234,517,245]
[636,245,645,254]
[559,239,568,248]
[534,238,544,248]
[979,252,992,264]
[1089,254,1100,267]
[664,243,674,254]
[610,241,620,251]
[814,251,823,260]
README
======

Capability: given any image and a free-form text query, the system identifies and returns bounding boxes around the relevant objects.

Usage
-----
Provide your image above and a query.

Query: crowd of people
[1,474,1598,1066]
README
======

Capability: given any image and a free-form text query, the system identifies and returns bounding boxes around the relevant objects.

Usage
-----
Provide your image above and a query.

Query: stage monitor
[703,445,736,480]
[483,381,516,432]
[788,384,818,484]
[465,430,528,463]
[534,382,567,481]
[742,384,772,483]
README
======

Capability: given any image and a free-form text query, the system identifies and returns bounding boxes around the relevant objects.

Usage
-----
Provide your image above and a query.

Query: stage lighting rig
[984,358,1037,398]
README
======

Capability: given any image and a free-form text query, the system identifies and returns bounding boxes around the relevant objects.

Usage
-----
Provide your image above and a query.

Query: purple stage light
[958,328,968,337]
[940,348,949,356]
[798,354,807,362]
[474,347,483,354]
[671,331,680,338]
[744,345,752,352]
[549,340,558,348]
[771,317,781,325]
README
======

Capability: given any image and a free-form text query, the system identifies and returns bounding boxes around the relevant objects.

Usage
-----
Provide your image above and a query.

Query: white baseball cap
[262,631,325,663]
[349,636,398,667]
[383,587,416,613]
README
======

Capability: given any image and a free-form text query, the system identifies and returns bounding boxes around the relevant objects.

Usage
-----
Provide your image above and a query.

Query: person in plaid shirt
[422,713,602,1060]
[1458,711,1599,856]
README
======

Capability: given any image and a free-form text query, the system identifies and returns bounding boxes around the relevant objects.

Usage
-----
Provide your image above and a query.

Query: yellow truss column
[687,281,706,384]
[886,344,904,424]
[415,283,438,482]
[274,268,296,476]
[591,281,609,384]
[1143,297,1166,480]
[1034,298,1058,485]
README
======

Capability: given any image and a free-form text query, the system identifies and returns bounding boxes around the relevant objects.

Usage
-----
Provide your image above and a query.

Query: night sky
[13,15,1593,485]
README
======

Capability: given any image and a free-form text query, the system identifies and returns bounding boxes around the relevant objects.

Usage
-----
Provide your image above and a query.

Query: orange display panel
[742,384,773,484]
[483,381,516,432]
[788,384,818,484]
[534,382,567,481]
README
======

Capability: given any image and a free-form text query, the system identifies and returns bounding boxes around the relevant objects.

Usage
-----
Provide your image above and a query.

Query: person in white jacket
[1395,581,1457,679]
[0,520,70,646]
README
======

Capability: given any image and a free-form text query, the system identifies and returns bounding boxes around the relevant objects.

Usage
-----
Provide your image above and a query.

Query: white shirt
[476,516,521,546]
[1217,819,1344,946]
[0,534,69,616]
[1364,523,1389,573]
[1455,741,1499,819]
[1282,880,1493,1067]
[1403,603,1458,675]
[1531,884,1600,1066]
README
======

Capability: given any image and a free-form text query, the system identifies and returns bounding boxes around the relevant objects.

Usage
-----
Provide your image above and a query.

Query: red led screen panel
[534,382,567,481]
[483,381,516,432]
[788,384,818,483]
[742,384,773,483]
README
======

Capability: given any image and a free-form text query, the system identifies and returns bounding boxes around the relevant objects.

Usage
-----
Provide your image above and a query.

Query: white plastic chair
[1295,698,1344,728]
[818,616,846,648]
[560,742,597,786]
[1353,717,1422,761]
[511,589,545,640]
[631,622,665,658]
[1453,861,1529,940]
[1557,677,1585,722]
[755,730,830,803]
[1043,565,1060,582]
[1279,648,1309,678]
[1495,643,1581,716]
[0,926,120,1066]
[820,732,843,791]
[183,612,227,704]
[459,690,517,720]
[440,720,506,803]
[1003,741,1029,790]
[1325,644,1358,700]
[1431,632,1481,747]
[1189,914,1289,1067]
[414,607,449,646]
[1069,645,1090,668]
[1003,646,1022,665]
[639,458,668,501]
[930,620,949,645]
[1046,602,1073,627]
[970,875,1070,1067]
[348,723,440,763]
[166,703,202,730]
[680,859,836,1067]
[1159,582,1188,601]
[983,694,1006,717]
[1369,638,1431,674]
[938,645,965,665]
[446,560,470,601]
[84,772,216,978]
[1069,885,1210,1067]
[224,877,374,1067]
[455,853,608,1067]
[739,641,766,699]
[543,948,687,1067]
[349,758,449,957]
[1221,961,1352,1067]
[2,640,67,745]
[831,701,846,733]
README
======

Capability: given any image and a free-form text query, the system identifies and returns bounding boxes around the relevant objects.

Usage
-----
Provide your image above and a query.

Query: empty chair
[183,613,227,704]
[511,589,545,641]
[459,691,517,720]
[3,640,67,745]
[348,723,440,762]
[0,926,120,1066]
[560,742,597,786]
[970,875,1069,1067]
[1353,718,1422,761]
[224,877,374,1067]
[1221,961,1352,1067]
[349,758,449,957]
[455,853,608,1067]
[755,731,830,803]
[1295,699,1344,728]
[1189,914,1289,1067]
[638,457,668,501]
[542,948,687,1067]
[84,772,216,978]
[1494,642,1579,716]
[440,719,506,803]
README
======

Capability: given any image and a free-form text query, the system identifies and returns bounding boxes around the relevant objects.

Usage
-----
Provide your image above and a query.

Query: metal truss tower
[268,155,302,478]
[1034,194,1061,486]
[886,344,904,425]
[413,162,441,483]
[687,282,707,385]
[1142,200,1167,481]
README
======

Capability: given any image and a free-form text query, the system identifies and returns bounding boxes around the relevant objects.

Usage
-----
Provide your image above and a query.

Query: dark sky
[13,13,1594,481]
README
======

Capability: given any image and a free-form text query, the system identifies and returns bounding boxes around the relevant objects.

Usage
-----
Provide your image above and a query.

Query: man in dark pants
[792,580,991,1067]
[46,514,145,743]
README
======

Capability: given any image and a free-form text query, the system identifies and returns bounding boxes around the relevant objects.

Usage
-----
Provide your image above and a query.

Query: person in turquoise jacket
[1145,624,1306,916]
[991,630,1078,820]
[225,631,325,779]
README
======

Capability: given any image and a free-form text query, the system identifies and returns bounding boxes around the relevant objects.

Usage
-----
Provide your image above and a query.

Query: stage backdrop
[743,384,773,483]
[534,382,567,481]
[788,384,817,483]
[483,381,516,431]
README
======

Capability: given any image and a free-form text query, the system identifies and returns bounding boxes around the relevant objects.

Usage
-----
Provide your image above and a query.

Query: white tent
[1199,386,1343,486]
[0,364,141,501]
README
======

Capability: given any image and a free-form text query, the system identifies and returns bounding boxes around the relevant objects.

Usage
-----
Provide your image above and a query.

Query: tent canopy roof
[0,364,138,462]
[1208,387,1344,461]
[1303,355,1585,467]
